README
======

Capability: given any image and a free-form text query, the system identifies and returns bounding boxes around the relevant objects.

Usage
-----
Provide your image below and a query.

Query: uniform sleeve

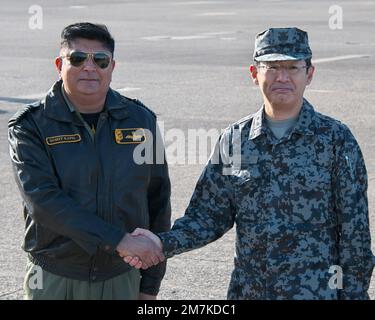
[8,118,124,256]
[333,125,375,299]
[140,121,172,295]
[158,133,236,259]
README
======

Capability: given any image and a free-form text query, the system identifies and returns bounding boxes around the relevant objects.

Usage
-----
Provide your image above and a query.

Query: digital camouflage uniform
[159,99,375,299]
[157,27,375,300]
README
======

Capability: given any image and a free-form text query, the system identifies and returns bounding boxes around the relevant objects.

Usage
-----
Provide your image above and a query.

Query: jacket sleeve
[158,132,236,259]
[333,125,375,299]
[139,121,172,296]
[8,117,124,256]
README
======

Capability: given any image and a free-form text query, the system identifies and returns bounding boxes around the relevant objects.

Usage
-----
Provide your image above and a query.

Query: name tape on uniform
[46,134,81,146]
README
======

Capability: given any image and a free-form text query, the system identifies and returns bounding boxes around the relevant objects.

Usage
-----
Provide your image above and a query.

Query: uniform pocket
[232,164,262,184]
[232,164,263,223]
[289,164,332,224]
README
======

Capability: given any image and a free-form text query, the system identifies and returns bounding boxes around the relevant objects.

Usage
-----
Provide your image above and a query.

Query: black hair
[60,22,115,55]
[305,58,312,69]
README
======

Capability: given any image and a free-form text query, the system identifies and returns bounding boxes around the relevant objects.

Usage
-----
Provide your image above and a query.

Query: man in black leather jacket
[8,22,171,300]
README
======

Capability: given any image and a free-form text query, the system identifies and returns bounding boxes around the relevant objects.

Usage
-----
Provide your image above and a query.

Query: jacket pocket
[232,163,262,185]
[289,163,332,224]
[232,164,263,223]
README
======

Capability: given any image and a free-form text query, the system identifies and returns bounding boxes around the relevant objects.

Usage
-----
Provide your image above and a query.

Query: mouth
[272,87,293,93]
[79,79,99,82]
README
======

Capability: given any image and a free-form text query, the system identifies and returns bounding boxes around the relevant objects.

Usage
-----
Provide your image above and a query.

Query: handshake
[116,228,164,270]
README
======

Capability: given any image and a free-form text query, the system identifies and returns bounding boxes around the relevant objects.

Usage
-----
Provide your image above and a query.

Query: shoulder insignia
[126,97,157,118]
[8,101,42,127]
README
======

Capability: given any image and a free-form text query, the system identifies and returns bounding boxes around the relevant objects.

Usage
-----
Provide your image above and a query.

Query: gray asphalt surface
[0,0,374,300]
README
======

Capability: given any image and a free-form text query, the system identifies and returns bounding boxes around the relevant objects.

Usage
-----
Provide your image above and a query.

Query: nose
[275,67,290,82]
[82,54,97,71]
[276,67,290,82]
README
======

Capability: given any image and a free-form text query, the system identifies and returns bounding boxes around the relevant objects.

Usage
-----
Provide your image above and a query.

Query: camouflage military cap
[253,27,312,62]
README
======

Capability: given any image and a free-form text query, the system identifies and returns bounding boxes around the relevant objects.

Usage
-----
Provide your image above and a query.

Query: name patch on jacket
[115,128,146,144]
[46,134,81,146]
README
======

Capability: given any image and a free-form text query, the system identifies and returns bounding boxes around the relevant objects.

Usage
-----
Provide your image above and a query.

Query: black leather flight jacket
[8,80,171,295]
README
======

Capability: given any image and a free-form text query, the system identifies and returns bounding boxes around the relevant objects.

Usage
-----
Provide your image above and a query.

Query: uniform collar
[248,98,316,140]
[43,80,129,123]
[289,98,316,136]
[61,83,77,113]
[248,106,266,140]
[104,87,129,120]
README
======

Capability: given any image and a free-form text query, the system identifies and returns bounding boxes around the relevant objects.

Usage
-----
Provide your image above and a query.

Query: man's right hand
[116,232,164,269]
[122,228,164,270]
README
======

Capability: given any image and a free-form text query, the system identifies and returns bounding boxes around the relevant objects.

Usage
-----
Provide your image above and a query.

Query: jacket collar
[248,106,266,140]
[104,87,129,120]
[43,80,129,123]
[289,98,316,136]
[248,98,316,140]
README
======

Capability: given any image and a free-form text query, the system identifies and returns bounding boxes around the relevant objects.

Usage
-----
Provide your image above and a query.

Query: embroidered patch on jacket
[115,128,146,144]
[46,134,81,146]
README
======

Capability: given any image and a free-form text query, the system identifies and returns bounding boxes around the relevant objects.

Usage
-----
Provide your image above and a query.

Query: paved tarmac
[0,0,374,299]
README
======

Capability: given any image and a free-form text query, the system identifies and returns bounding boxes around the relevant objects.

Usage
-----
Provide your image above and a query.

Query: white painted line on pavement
[142,36,171,41]
[143,35,209,41]
[69,6,86,9]
[200,31,235,36]
[142,31,235,41]
[173,35,212,40]
[197,12,237,16]
[116,87,141,92]
[313,54,371,64]
[172,1,227,5]
[221,37,237,41]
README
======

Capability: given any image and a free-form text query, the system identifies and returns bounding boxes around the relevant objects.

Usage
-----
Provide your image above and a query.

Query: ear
[306,65,315,85]
[249,65,259,85]
[111,59,116,72]
[55,57,62,73]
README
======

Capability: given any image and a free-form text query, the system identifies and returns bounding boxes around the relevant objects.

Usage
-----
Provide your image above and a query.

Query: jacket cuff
[99,228,125,255]
[158,232,179,258]
[140,274,162,296]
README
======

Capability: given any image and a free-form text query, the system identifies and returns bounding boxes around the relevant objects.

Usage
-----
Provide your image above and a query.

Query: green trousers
[24,260,141,300]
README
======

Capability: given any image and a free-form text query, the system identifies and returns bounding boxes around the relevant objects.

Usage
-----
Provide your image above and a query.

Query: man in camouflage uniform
[125,27,375,299]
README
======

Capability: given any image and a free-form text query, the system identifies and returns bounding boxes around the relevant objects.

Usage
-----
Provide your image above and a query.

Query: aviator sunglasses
[61,51,112,69]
